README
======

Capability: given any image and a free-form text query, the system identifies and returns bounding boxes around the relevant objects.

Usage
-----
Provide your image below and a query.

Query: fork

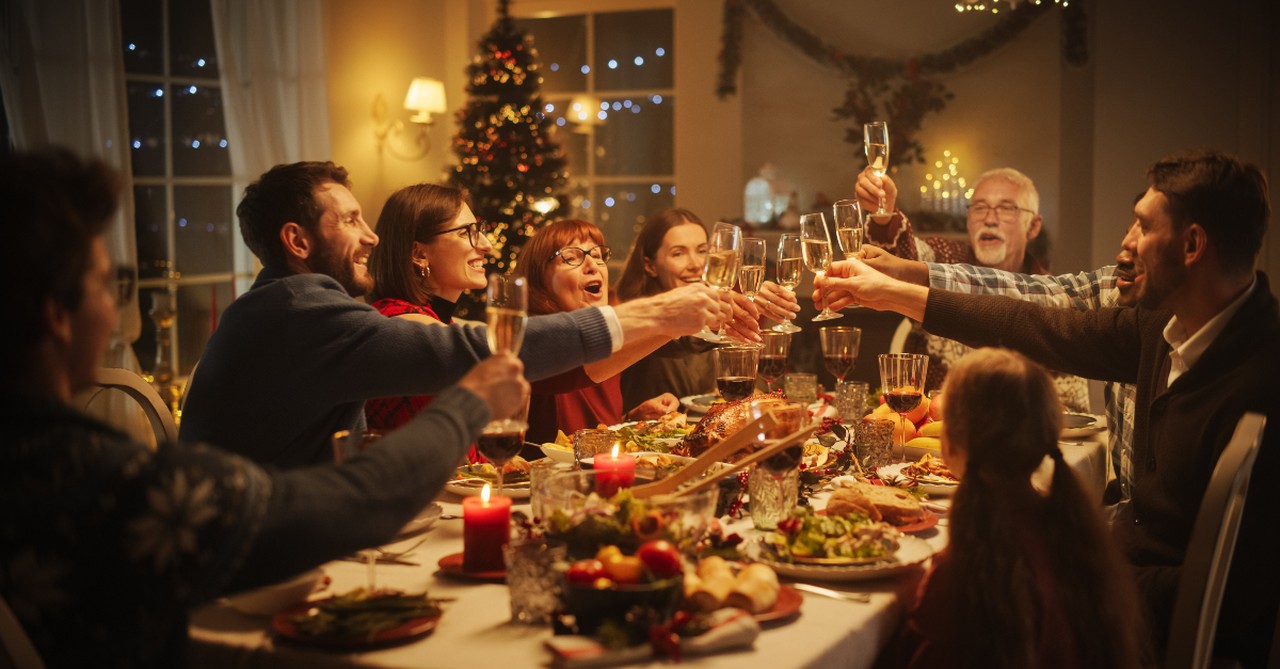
[791,583,873,603]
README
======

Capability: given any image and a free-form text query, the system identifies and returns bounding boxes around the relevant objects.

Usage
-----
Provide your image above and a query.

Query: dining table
[187,420,1109,669]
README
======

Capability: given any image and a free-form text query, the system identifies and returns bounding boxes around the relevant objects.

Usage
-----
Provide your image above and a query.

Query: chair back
[1165,412,1266,669]
[0,595,45,669]
[888,317,912,354]
[83,368,179,446]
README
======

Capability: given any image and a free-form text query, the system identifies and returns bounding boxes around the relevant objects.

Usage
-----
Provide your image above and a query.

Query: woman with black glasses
[364,184,494,453]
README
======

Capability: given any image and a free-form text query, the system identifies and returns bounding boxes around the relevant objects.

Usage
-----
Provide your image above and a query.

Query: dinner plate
[444,478,531,499]
[756,535,934,582]
[680,393,720,415]
[876,462,959,497]
[396,503,443,538]
[1061,412,1106,439]
[272,599,441,648]
[816,506,938,534]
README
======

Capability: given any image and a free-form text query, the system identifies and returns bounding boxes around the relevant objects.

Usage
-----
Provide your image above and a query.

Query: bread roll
[724,563,779,613]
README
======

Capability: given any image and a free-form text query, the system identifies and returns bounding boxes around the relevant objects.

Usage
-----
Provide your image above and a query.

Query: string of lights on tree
[716,0,1087,168]
[448,0,567,304]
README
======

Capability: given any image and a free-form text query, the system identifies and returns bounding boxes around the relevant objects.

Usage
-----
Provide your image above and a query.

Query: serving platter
[444,478,531,499]
[755,535,933,582]
[272,599,441,648]
[876,462,959,497]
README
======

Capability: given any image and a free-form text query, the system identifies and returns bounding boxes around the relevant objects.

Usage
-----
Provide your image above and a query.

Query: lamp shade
[404,77,447,123]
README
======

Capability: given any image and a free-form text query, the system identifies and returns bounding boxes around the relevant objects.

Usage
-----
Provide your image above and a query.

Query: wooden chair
[1165,412,1267,669]
[888,317,913,354]
[0,595,44,669]
[81,368,179,446]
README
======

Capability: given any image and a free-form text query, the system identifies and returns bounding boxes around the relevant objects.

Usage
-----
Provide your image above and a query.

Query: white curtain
[211,0,331,181]
[0,0,150,441]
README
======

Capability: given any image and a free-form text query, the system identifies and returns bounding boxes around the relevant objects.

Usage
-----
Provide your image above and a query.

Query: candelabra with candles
[145,262,182,417]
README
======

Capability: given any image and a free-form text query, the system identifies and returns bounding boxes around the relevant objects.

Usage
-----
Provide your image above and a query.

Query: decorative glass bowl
[558,575,684,639]
[539,470,719,559]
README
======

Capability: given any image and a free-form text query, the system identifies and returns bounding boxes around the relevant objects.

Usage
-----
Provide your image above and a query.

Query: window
[121,0,251,381]
[513,7,675,252]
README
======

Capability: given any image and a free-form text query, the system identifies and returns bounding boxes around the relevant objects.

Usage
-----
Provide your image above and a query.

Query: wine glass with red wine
[878,353,928,462]
[757,332,791,393]
[713,346,760,403]
[481,274,529,491]
[819,326,861,386]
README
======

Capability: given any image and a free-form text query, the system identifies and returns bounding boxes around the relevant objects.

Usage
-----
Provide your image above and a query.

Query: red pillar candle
[462,485,512,572]
[594,445,636,498]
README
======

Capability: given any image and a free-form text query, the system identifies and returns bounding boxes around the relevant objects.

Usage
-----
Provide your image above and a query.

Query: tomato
[600,554,646,584]
[630,510,667,541]
[565,559,609,585]
[636,540,683,579]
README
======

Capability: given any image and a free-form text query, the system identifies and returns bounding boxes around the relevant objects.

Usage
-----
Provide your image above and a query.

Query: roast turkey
[677,391,791,460]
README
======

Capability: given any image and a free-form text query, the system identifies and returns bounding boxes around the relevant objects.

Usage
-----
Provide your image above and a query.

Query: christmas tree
[448,0,567,288]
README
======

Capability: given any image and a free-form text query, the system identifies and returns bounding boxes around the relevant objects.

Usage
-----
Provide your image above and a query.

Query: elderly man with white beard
[853,166,1090,411]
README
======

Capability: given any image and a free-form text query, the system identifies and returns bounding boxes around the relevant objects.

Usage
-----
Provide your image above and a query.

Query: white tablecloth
[189,432,1106,669]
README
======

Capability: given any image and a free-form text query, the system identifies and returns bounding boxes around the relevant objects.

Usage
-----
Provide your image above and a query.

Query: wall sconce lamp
[373,77,447,160]
[568,94,604,135]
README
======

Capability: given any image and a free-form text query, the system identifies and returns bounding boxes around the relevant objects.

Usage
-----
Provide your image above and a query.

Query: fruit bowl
[559,574,684,638]
[540,470,719,559]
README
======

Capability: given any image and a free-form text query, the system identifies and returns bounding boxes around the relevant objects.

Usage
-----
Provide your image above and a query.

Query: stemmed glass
[480,274,529,491]
[757,331,791,393]
[771,234,803,333]
[694,222,742,343]
[738,238,766,305]
[332,429,385,589]
[819,326,861,387]
[712,346,759,403]
[748,400,805,530]
[864,121,891,215]
[832,199,865,309]
[878,353,927,462]
[801,212,842,322]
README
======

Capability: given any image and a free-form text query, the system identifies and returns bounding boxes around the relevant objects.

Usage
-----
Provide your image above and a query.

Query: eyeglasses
[553,246,611,267]
[429,219,492,248]
[967,202,1035,222]
[114,265,137,305]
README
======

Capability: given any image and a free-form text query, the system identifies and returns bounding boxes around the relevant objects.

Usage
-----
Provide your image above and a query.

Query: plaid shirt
[927,262,1135,504]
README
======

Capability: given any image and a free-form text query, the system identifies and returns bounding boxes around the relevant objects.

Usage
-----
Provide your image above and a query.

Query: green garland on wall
[718,0,1088,166]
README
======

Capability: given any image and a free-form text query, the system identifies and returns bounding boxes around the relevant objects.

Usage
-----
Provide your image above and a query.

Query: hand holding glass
[696,222,742,343]
[482,274,529,491]
[800,212,842,321]
[864,121,891,215]
[738,237,766,303]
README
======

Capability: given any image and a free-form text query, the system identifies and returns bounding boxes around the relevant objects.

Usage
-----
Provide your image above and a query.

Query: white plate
[540,443,575,463]
[877,462,959,497]
[680,393,720,415]
[396,502,443,538]
[1061,412,1106,439]
[444,479,532,499]
[756,535,934,582]
[222,568,326,616]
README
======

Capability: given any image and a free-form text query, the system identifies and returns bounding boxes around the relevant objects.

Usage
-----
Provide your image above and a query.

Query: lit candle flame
[481,483,492,503]
[610,443,620,459]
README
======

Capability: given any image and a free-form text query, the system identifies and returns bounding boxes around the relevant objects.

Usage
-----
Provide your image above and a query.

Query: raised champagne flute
[800,212,842,321]
[819,326,861,387]
[878,353,927,463]
[832,198,865,309]
[695,222,742,343]
[771,234,803,333]
[757,331,791,392]
[713,345,759,403]
[738,237,766,305]
[864,121,891,215]
[481,274,529,491]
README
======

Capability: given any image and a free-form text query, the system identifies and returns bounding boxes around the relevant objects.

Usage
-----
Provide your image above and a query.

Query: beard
[974,241,1008,268]
[311,244,372,297]
[1137,243,1186,310]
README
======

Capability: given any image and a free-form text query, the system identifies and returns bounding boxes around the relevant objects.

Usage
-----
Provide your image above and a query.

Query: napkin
[544,608,759,668]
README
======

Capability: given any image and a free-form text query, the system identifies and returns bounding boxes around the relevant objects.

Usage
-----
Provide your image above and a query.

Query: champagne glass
[738,238,766,304]
[864,121,891,215]
[757,331,791,392]
[482,274,529,491]
[771,234,803,333]
[712,345,759,403]
[878,353,927,462]
[819,326,861,386]
[695,222,742,343]
[800,212,842,322]
[832,199,865,309]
